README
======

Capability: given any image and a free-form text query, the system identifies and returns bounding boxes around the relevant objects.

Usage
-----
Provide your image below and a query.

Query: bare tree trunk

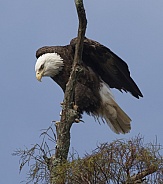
[50,0,87,183]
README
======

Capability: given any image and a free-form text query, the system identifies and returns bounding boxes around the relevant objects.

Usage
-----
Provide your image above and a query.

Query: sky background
[0,0,163,183]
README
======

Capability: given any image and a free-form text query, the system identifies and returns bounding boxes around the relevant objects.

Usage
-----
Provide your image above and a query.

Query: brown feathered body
[35,37,143,134]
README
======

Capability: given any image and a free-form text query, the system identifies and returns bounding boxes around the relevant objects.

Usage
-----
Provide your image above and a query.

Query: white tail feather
[99,82,131,134]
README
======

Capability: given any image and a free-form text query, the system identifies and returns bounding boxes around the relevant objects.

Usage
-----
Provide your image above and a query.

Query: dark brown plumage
[36,38,143,98]
[71,38,143,98]
[35,37,143,134]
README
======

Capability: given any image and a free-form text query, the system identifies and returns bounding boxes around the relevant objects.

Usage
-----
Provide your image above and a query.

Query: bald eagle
[35,37,143,134]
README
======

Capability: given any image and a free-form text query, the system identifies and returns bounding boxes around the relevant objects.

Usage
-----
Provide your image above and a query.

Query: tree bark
[50,0,87,183]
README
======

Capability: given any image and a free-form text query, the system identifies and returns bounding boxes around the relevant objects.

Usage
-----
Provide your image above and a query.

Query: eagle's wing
[70,38,143,98]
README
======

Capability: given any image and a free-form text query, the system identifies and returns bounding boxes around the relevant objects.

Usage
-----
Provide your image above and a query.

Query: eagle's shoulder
[36,45,73,59]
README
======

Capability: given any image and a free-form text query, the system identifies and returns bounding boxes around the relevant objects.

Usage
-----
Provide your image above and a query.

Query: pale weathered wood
[50,1,87,183]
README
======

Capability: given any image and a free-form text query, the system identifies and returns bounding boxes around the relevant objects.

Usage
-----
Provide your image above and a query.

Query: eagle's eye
[39,64,44,71]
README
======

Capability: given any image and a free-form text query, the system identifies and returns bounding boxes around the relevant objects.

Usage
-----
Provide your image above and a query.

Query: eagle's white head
[35,52,64,81]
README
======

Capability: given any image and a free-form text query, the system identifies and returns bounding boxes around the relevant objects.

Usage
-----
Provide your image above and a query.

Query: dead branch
[54,0,87,162]
[49,0,87,183]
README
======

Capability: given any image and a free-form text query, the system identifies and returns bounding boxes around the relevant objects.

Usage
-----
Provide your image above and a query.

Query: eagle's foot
[73,104,78,111]
[74,118,84,123]
[54,121,60,126]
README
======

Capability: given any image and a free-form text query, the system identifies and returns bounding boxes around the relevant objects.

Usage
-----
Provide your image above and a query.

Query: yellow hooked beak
[36,70,44,82]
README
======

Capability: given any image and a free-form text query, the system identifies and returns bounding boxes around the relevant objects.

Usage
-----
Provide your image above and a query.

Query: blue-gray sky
[0,0,163,183]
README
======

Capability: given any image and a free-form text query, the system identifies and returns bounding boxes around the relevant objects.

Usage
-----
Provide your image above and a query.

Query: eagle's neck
[51,57,72,92]
[43,53,64,77]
